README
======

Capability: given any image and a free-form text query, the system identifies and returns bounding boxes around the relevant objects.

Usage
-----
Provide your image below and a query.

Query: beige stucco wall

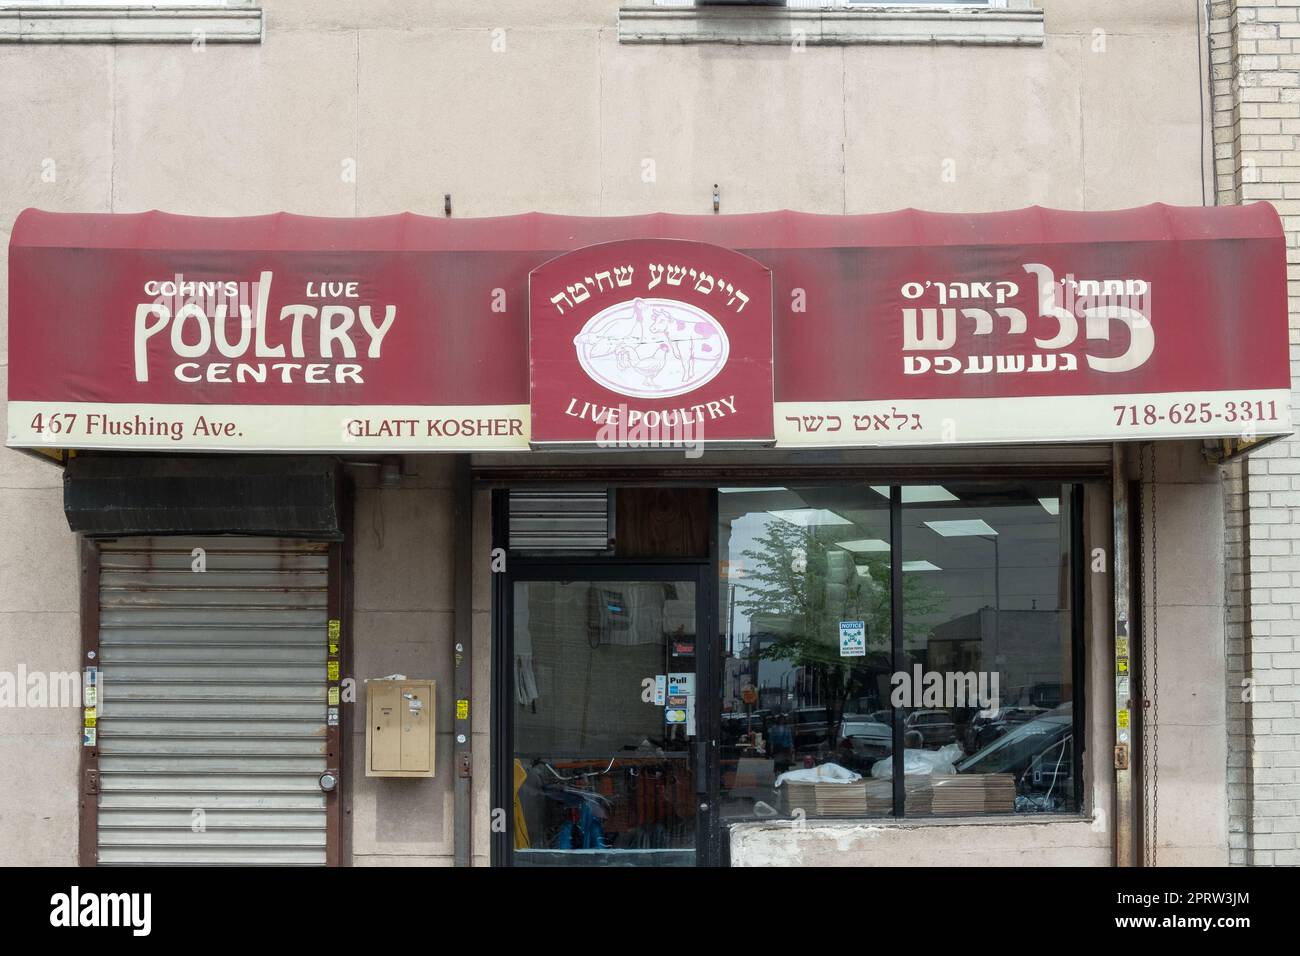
[0,447,79,865]
[346,458,460,865]
[0,1,1223,866]
[1138,443,1232,866]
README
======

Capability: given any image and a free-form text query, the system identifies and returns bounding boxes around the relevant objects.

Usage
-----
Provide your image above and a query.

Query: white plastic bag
[870,749,957,779]
[773,762,862,788]
[937,743,964,765]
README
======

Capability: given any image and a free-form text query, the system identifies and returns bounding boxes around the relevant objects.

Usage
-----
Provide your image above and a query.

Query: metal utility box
[365,679,436,777]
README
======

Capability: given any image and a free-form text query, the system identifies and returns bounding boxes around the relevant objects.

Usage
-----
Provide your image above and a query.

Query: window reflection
[719,486,894,821]
[717,483,1078,821]
[902,483,1076,815]
[513,579,699,866]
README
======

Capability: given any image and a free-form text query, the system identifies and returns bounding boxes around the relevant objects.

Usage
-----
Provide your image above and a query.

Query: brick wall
[1212,0,1300,866]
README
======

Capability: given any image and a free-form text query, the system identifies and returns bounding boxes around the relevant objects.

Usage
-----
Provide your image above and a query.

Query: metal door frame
[491,536,721,867]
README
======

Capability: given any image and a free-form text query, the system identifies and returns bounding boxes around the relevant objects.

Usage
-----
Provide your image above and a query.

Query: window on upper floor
[652,1,1010,7]
[629,1,1043,47]
[0,0,260,43]
[1,0,233,5]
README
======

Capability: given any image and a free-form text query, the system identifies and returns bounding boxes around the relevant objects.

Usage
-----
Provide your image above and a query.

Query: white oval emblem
[572,297,730,399]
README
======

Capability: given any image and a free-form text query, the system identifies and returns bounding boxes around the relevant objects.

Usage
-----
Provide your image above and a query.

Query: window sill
[0,6,262,43]
[618,5,1045,47]
[731,812,1095,831]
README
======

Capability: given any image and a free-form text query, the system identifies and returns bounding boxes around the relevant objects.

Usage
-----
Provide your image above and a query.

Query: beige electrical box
[365,678,436,777]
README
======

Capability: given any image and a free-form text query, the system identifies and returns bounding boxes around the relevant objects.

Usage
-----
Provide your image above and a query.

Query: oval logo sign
[572,297,730,399]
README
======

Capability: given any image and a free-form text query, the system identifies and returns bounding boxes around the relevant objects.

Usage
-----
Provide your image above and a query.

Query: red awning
[7,203,1291,455]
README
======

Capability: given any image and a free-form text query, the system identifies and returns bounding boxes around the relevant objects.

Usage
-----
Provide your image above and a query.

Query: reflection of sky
[720,490,1065,653]
[722,509,770,651]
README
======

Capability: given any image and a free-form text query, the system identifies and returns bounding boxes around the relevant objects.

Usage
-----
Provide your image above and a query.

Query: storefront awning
[6,203,1291,457]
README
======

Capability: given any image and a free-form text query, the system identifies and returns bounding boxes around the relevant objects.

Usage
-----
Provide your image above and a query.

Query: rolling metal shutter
[95,536,330,866]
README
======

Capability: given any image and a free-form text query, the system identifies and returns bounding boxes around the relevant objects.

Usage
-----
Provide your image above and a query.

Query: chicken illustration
[615,343,671,387]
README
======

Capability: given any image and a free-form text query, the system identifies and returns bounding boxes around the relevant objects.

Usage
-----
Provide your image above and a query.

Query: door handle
[693,741,708,794]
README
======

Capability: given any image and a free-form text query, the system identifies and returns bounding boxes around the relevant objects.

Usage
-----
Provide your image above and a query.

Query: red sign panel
[528,240,773,445]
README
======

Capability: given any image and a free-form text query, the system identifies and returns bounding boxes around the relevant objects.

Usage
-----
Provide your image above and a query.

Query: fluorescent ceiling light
[769,509,853,527]
[836,538,890,553]
[924,518,997,537]
[902,560,942,572]
[1038,497,1060,516]
[719,487,788,494]
[870,485,958,503]
[859,559,941,574]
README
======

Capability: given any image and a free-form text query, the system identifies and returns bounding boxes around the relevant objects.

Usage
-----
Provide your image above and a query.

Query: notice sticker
[327,661,340,681]
[82,727,97,747]
[665,707,687,725]
[328,686,340,706]
[327,707,339,727]
[1117,709,1130,729]
[456,698,469,720]
[839,620,866,658]
[83,707,97,728]
[328,619,341,640]
[668,673,695,697]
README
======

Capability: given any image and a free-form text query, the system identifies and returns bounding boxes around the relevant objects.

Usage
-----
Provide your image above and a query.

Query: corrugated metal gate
[93,536,332,865]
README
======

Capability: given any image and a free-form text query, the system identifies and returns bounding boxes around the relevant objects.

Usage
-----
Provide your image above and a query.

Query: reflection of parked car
[838,716,892,760]
[1005,684,1064,710]
[721,711,771,751]
[793,707,831,753]
[904,709,956,748]
[963,706,1044,753]
[956,705,1074,810]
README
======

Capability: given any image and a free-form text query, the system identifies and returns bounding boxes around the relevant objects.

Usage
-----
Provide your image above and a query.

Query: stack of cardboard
[782,781,872,817]
[781,773,1016,817]
[926,773,1016,815]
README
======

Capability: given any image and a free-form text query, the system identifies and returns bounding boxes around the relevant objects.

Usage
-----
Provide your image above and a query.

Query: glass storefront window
[901,482,1078,815]
[717,482,1080,822]
[718,486,895,822]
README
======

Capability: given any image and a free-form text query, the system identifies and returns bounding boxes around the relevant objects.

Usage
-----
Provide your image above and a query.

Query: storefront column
[453,455,474,866]
[1113,443,1137,867]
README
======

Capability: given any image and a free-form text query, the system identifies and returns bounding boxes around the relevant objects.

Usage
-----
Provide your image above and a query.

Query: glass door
[506,564,711,866]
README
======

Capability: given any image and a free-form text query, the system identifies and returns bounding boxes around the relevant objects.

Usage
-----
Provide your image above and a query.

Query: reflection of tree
[738,517,944,721]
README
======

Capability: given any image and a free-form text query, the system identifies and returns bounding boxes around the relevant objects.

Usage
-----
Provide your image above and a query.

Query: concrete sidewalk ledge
[619,6,1045,47]
[729,814,1110,866]
[0,6,262,43]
